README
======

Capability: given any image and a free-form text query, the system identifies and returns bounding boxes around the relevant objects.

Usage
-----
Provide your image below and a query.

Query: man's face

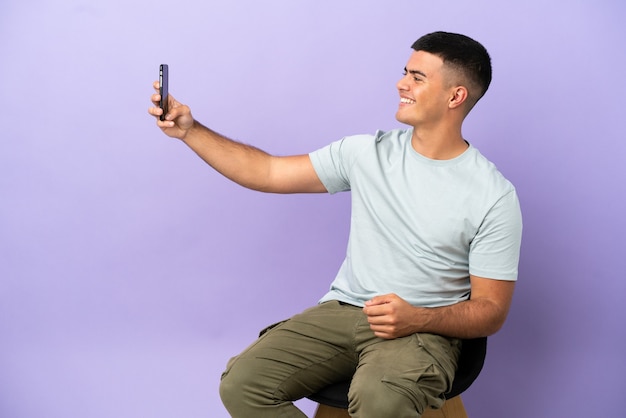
[395,50,453,128]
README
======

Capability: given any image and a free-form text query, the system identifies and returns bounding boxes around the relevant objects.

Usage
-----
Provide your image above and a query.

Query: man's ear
[449,86,469,109]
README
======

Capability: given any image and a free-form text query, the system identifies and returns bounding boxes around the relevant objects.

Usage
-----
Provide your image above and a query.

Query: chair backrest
[307,337,488,409]
[447,336,487,398]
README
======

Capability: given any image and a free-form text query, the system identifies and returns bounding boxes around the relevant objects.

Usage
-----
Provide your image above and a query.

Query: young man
[149,31,522,418]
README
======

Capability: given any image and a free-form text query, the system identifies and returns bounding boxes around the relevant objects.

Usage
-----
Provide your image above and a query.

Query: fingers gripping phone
[159,64,169,121]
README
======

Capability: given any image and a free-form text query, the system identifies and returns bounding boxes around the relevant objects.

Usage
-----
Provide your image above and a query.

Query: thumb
[365,294,394,307]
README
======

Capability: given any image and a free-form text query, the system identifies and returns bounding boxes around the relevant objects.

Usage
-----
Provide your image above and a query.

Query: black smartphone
[159,64,169,121]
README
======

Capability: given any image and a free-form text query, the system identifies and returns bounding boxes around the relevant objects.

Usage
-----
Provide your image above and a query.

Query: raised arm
[148,82,327,194]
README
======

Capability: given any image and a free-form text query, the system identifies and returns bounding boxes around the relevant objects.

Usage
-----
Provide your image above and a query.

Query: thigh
[349,333,461,415]
[221,301,360,401]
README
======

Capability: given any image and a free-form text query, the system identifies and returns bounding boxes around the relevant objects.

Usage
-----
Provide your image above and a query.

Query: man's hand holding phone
[149,65,194,140]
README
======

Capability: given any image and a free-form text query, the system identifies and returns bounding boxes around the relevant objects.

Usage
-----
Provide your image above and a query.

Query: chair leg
[314,396,467,418]
[422,396,468,418]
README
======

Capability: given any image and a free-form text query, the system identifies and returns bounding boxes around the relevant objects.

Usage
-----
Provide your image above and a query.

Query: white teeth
[400,98,415,104]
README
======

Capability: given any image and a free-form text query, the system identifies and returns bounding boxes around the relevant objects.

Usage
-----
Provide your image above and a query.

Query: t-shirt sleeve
[309,134,374,194]
[469,189,523,281]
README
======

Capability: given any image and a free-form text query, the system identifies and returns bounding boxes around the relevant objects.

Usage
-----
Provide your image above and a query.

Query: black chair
[308,337,487,418]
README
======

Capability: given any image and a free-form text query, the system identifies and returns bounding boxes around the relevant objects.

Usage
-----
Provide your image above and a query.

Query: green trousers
[220,301,460,418]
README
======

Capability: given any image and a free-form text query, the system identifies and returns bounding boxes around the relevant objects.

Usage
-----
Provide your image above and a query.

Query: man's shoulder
[341,128,410,143]
[466,146,517,194]
[373,128,412,142]
[331,128,410,156]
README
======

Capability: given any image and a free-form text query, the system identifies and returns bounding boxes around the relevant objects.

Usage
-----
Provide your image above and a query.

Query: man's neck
[410,125,468,160]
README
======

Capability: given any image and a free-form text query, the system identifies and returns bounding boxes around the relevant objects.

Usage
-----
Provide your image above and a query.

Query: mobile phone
[159,64,169,121]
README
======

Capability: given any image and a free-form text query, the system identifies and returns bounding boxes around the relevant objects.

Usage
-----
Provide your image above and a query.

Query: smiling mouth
[400,97,415,104]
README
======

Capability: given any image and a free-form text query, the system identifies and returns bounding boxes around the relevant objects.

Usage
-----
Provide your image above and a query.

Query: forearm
[151,86,325,194]
[412,276,515,339]
[364,280,514,340]
[411,297,508,339]
[182,120,276,192]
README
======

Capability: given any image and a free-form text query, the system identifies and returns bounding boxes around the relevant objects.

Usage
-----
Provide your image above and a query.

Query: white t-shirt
[309,129,523,308]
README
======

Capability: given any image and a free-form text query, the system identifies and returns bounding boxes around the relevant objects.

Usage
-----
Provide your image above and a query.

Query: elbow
[482,309,510,337]
[484,318,506,337]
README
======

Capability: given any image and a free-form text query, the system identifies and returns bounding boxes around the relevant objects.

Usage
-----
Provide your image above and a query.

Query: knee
[219,356,279,413]
[219,373,241,409]
[219,358,257,411]
[348,377,428,417]
[219,366,240,411]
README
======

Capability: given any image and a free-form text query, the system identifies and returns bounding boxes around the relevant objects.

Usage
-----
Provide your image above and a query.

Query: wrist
[180,119,202,142]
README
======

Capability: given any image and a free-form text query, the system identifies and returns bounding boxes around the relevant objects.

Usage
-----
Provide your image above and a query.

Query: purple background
[1,1,625,417]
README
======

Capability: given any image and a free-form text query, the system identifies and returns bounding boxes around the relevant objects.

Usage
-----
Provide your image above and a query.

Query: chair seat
[314,395,469,418]
[307,337,487,409]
